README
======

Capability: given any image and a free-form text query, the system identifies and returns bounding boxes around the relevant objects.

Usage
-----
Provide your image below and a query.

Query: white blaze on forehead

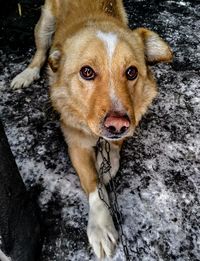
[96,31,124,111]
[110,86,125,111]
[96,31,118,61]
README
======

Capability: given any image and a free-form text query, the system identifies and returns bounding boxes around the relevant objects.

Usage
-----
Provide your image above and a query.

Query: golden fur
[11,0,172,258]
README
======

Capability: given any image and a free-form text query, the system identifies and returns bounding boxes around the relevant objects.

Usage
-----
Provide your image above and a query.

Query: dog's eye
[80,66,96,80]
[125,66,138,80]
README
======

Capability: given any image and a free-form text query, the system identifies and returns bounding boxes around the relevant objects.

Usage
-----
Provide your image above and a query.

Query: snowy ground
[0,0,200,260]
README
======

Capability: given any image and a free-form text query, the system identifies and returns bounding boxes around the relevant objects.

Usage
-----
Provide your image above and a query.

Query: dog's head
[49,27,172,141]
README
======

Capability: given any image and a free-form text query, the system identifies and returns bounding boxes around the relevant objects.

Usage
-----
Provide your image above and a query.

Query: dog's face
[49,27,172,140]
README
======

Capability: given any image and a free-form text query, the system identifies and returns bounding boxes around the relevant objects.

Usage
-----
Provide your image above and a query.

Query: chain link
[96,137,131,261]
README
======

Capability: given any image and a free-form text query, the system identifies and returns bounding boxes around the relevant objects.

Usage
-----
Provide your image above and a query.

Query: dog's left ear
[135,28,173,64]
[48,49,62,72]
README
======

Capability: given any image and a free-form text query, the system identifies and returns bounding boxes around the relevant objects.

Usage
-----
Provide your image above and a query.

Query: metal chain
[96,137,131,261]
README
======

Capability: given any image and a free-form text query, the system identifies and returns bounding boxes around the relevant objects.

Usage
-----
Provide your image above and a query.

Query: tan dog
[11,0,172,258]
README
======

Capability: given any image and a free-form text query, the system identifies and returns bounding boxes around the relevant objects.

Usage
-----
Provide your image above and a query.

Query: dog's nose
[104,113,130,135]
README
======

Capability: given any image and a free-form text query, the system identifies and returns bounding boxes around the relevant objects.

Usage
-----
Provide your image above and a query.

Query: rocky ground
[0,0,200,260]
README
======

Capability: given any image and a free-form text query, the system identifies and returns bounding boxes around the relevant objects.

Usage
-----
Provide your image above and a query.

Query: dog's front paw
[87,217,118,259]
[87,188,118,259]
[11,67,40,89]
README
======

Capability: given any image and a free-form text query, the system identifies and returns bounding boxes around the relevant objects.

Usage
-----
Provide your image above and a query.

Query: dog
[11,0,172,258]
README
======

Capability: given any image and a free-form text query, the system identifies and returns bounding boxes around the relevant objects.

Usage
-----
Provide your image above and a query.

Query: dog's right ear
[134,28,173,64]
[48,49,61,72]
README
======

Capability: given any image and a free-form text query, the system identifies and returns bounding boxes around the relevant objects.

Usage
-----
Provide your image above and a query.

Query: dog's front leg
[11,1,55,89]
[68,144,118,259]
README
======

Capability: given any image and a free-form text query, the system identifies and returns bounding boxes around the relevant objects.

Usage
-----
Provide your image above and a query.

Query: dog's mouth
[102,134,127,141]
[101,128,133,141]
